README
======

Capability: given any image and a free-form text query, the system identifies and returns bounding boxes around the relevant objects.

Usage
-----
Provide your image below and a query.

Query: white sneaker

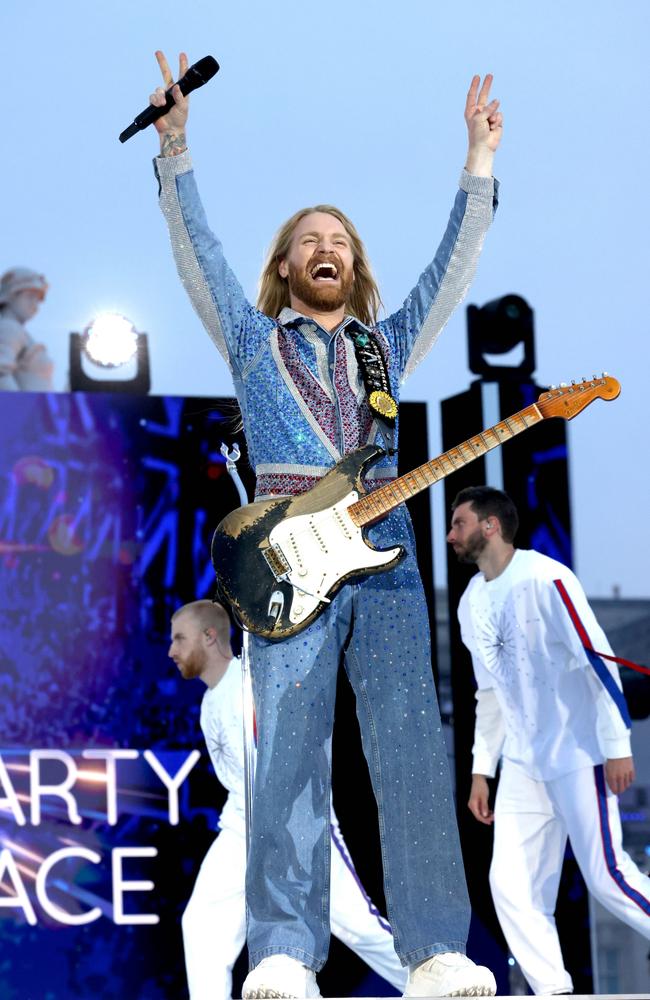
[242,955,321,999]
[403,951,496,997]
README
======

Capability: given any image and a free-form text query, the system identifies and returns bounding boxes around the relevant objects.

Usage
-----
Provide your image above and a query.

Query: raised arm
[382,75,503,382]
[151,51,270,372]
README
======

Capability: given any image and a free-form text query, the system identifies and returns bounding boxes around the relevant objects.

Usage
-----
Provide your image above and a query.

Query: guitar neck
[348,401,543,527]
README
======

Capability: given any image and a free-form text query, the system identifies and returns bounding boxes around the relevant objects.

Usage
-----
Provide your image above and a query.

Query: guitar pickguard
[266,491,402,626]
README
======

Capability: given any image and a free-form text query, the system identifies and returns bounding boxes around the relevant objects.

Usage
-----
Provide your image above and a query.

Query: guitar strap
[347,327,398,454]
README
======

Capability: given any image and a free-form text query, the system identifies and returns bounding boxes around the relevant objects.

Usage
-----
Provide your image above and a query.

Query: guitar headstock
[537,374,621,420]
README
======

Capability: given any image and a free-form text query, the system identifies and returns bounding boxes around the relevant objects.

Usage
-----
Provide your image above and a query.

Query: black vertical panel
[498,380,573,566]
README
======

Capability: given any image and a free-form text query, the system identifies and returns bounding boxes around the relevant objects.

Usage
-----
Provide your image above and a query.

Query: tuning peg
[602,371,609,376]
[592,373,598,380]
[560,382,568,388]
[550,384,557,390]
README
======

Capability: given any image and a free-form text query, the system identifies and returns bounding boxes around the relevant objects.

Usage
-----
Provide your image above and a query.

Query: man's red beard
[174,647,206,680]
[287,255,354,314]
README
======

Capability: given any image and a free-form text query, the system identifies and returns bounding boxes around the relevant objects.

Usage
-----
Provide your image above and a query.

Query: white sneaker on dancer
[242,955,321,999]
[404,952,496,997]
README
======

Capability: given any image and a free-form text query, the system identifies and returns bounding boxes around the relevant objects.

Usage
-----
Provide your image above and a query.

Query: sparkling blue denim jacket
[155,151,498,498]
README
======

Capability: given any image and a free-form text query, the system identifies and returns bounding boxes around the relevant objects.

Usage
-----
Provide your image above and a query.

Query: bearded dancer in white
[168,600,407,1000]
[446,486,650,996]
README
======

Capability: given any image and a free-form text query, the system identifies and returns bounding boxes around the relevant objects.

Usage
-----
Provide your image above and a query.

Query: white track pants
[490,760,650,995]
[181,824,407,1000]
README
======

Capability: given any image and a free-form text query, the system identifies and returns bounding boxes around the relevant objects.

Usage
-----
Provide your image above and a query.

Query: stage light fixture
[83,313,138,367]
[69,313,151,394]
[466,293,536,380]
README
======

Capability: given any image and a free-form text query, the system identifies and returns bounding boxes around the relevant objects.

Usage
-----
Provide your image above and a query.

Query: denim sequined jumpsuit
[156,150,498,971]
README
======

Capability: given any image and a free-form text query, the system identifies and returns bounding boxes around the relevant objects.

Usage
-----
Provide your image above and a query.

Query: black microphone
[119,55,220,143]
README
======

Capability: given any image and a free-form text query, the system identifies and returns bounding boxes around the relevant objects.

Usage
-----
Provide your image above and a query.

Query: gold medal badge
[368,390,398,420]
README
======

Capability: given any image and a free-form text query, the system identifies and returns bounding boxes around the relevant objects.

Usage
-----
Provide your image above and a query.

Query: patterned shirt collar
[277,307,371,338]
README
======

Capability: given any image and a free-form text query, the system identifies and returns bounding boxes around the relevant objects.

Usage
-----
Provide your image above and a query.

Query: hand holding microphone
[119,51,219,144]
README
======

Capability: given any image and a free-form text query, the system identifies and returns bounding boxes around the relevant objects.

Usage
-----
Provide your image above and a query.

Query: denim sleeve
[381,170,498,384]
[155,151,268,375]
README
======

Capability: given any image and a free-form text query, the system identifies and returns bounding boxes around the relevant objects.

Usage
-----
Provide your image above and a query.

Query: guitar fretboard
[348,403,543,527]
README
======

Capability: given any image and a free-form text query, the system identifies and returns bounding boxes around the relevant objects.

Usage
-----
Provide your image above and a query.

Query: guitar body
[211,444,405,641]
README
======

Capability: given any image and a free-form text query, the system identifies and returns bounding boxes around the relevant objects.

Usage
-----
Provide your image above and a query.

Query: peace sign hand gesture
[151,50,190,155]
[464,74,503,177]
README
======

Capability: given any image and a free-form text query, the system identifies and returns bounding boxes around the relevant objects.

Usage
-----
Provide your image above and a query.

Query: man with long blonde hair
[257,204,381,328]
[150,50,503,998]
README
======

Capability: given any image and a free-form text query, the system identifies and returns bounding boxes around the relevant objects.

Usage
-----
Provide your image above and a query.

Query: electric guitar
[211,375,620,640]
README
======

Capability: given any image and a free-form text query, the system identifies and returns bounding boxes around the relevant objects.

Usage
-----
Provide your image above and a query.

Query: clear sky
[3,0,648,597]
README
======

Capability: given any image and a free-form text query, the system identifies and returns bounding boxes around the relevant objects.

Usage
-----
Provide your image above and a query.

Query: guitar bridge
[262,543,291,580]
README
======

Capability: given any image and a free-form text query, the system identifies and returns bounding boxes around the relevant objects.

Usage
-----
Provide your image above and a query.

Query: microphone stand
[220,443,256,854]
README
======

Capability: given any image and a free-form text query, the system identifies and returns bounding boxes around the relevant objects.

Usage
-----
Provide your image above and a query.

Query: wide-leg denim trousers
[245,511,470,971]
